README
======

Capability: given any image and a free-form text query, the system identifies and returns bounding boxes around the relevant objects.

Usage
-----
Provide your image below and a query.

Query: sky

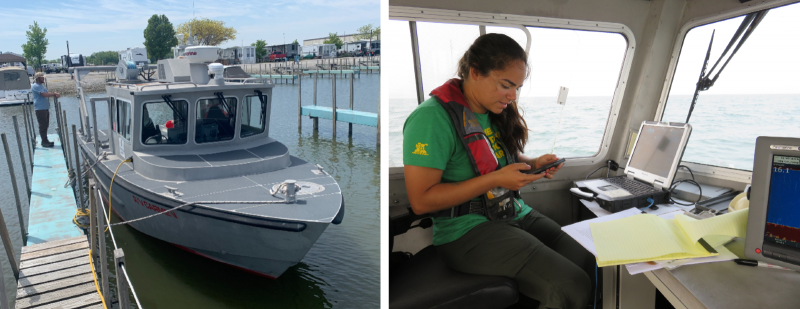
[1,0,379,60]
[385,2,800,99]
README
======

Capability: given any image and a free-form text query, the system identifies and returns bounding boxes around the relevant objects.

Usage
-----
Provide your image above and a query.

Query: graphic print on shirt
[484,127,504,160]
[413,143,429,156]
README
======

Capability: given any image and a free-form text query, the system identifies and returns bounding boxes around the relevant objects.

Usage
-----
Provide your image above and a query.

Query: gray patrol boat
[70,50,344,278]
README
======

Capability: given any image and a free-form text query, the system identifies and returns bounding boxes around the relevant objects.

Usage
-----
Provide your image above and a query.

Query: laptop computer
[573,121,692,212]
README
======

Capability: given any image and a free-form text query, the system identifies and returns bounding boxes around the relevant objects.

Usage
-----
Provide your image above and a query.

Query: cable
[585,165,608,180]
[88,250,109,309]
[669,179,702,206]
[73,208,90,228]
[638,197,655,211]
[107,158,132,232]
[678,165,695,180]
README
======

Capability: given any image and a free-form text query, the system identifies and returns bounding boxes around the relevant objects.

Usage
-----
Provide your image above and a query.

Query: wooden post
[73,125,85,210]
[21,102,33,167]
[12,116,31,197]
[96,193,110,305]
[0,254,9,309]
[2,134,26,245]
[0,206,18,281]
[298,71,302,130]
[53,99,64,156]
[313,73,318,131]
[63,111,72,176]
[114,248,130,309]
[349,73,354,137]
[90,182,97,259]
[23,101,35,143]
[332,76,337,137]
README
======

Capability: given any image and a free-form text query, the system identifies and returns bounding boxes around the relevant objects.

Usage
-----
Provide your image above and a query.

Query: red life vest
[430,78,519,221]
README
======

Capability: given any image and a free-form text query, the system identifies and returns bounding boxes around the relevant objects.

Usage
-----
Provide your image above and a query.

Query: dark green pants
[436,209,594,309]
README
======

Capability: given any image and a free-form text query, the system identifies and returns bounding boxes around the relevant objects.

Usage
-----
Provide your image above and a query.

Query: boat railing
[224,77,272,84]
[107,81,200,92]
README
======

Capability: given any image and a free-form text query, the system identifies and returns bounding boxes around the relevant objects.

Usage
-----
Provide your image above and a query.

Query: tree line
[21,16,380,68]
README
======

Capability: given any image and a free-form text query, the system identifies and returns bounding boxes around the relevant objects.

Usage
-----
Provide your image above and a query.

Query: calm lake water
[0,73,380,308]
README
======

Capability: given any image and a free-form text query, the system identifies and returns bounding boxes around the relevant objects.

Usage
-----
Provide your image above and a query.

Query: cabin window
[4,72,21,81]
[387,20,627,167]
[115,99,132,141]
[141,100,188,145]
[240,95,268,138]
[661,3,800,171]
[195,97,238,143]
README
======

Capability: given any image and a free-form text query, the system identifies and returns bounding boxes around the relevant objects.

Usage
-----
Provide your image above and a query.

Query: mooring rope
[107,200,292,227]
[64,151,108,188]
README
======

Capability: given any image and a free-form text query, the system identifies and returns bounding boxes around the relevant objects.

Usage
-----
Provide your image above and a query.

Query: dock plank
[18,265,91,288]
[17,273,96,298]
[301,106,378,127]
[15,282,97,309]
[18,257,86,278]
[19,249,87,269]
[21,241,88,260]
[22,236,86,254]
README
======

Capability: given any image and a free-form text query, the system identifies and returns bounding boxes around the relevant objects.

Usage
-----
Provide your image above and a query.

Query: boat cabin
[0,66,31,103]
[388,0,800,308]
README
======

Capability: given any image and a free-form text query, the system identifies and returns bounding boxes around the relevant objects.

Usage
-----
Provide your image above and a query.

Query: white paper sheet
[562,207,641,256]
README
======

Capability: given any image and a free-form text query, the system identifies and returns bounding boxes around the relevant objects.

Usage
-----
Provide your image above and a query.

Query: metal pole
[107,99,115,156]
[313,73,318,130]
[0,207,19,280]
[97,193,110,305]
[377,73,381,146]
[332,76,337,137]
[298,70,302,130]
[114,249,130,309]
[90,182,97,259]
[2,134,27,245]
[73,125,84,210]
[349,73,354,137]
[21,102,33,166]
[12,116,31,197]
[91,99,100,155]
[63,111,73,180]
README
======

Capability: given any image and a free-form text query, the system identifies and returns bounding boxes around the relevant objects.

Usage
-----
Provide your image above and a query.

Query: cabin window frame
[654,1,796,184]
[115,98,132,142]
[239,94,270,139]
[388,7,637,178]
[193,95,241,145]
[139,98,191,147]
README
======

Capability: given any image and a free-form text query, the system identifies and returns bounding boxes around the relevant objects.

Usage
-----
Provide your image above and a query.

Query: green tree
[356,24,380,41]
[323,32,344,49]
[175,18,237,46]
[292,39,299,45]
[250,39,267,62]
[21,21,48,69]
[86,51,120,65]
[143,14,179,63]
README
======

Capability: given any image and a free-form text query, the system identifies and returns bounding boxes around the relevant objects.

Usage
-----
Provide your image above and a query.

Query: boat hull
[91,159,331,278]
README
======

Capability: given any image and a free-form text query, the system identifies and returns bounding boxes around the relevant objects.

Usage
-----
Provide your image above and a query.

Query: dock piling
[72,125,84,210]
[96,191,110,305]
[298,71,302,130]
[63,110,72,177]
[91,99,100,155]
[21,103,33,168]
[2,133,27,246]
[313,73,318,130]
[114,249,131,309]
[0,254,8,309]
[90,182,98,259]
[23,100,35,144]
[349,74,354,137]
[12,116,31,197]
[54,99,66,159]
[332,76,337,137]
[0,207,19,280]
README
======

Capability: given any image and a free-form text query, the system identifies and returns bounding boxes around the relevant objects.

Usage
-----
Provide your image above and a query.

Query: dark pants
[35,109,50,144]
[437,209,594,309]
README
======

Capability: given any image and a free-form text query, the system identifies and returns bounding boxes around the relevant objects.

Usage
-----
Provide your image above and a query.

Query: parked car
[269,51,287,62]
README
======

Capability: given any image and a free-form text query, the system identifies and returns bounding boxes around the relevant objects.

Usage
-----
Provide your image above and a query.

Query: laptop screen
[628,124,686,179]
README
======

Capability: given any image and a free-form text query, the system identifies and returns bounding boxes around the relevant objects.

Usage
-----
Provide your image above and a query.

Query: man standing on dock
[31,72,60,147]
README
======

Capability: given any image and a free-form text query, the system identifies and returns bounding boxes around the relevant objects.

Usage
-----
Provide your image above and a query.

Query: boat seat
[390,245,519,309]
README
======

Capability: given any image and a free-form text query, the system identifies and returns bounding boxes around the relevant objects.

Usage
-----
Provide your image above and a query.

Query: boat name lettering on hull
[132,195,178,219]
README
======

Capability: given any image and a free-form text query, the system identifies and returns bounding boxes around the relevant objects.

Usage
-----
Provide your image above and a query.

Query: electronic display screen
[628,125,685,179]
[764,155,800,249]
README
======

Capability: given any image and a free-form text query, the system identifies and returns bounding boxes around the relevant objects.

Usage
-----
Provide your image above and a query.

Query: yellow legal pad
[590,208,749,267]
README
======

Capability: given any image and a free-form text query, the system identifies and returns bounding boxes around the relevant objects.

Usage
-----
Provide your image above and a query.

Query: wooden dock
[15,236,103,309]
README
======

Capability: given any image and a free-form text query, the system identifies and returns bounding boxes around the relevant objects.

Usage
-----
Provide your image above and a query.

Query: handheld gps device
[524,158,566,175]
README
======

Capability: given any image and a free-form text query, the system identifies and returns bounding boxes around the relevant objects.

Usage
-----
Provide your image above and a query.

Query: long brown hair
[457,33,529,157]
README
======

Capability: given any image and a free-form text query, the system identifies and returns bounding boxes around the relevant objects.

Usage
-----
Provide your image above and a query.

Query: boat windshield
[196,97,237,143]
[142,99,189,145]
[240,95,267,138]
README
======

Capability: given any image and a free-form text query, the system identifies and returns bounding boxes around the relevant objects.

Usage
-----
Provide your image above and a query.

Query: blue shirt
[31,83,49,110]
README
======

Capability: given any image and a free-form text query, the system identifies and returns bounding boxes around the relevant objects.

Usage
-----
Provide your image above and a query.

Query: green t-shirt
[403,97,532,246]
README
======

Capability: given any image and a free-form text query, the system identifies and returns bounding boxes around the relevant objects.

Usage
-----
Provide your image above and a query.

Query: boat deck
[15,236,103,309]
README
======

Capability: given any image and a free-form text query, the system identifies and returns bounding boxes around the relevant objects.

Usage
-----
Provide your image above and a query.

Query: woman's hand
[494,163,547,190]
[534,154,564,179]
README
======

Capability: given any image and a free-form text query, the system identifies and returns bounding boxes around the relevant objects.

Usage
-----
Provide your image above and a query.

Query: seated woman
[402,34,595,309]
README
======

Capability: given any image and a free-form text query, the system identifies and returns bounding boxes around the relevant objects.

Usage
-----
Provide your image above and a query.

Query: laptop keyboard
[606,176,661,196]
